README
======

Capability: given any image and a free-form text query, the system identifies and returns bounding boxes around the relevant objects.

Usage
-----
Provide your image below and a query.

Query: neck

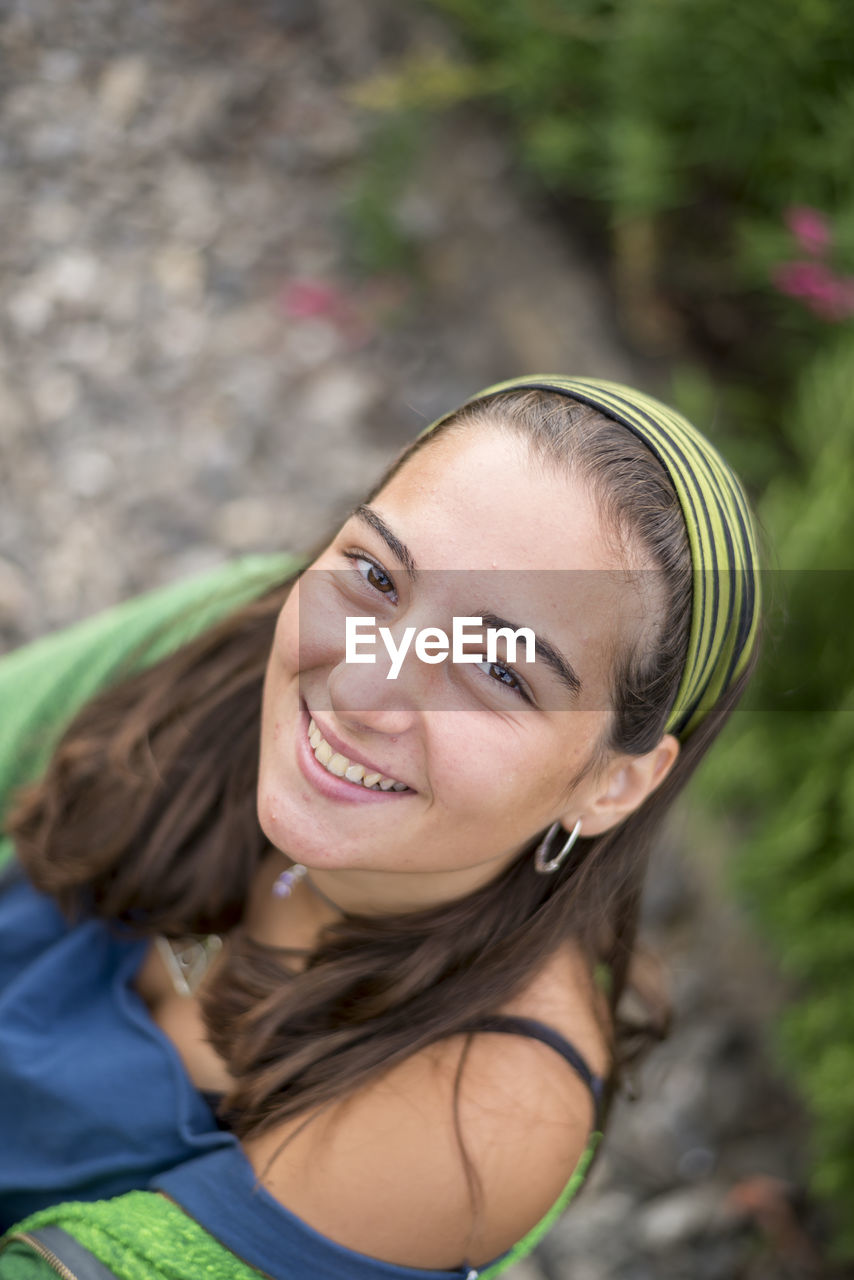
[300,859,505,919]
[302,868,349,916]
[251,851,506,955]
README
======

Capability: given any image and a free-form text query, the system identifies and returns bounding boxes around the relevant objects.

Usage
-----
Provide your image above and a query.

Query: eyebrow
[352,504,419,581]
[350,503,583,698]
[475,611,582,698]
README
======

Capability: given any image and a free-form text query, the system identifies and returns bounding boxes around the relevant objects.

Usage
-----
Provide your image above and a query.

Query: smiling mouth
[307,718,410,792]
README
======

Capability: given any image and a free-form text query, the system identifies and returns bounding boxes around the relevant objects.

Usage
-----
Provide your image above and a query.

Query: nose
[331,700,415,740]
[327,604,465,739]
[325,636,423,738]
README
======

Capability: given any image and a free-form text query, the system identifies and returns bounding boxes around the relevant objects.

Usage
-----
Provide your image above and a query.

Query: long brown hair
[7,390,757,1162]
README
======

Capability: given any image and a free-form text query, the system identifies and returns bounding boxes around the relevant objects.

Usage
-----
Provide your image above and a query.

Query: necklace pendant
[155,933,223,998]
[272,862,308,898]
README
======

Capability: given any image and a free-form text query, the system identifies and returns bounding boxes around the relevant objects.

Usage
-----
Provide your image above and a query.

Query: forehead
[366,424,660,703]
[377,423,629,574]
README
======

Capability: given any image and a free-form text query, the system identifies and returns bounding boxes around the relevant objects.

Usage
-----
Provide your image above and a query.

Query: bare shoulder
[497,939,613,1081]
[242,945,610,1271]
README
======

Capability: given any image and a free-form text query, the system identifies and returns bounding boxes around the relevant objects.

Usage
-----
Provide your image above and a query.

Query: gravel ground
[0,2,836,1276]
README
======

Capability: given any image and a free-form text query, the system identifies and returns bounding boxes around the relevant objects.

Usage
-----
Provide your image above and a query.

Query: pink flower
[277,274,412,349]
[280,279,347,321]
[784,206,832,256]
[773,259,854,321]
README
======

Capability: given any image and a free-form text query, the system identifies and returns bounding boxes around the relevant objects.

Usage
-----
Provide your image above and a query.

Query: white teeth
[327,753,349,777]
[307,717,408,792]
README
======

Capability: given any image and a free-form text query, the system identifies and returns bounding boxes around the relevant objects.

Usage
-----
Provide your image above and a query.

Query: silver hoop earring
[533,818,583,875]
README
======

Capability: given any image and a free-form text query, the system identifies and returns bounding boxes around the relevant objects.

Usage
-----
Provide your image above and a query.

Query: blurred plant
[348,47,499,112]
[278,274,412,348]
[774,260,854,322]
[414,0,854,362]
[772,207,854,322]
[401,0,854,1254]
[697,334,854,1259]
[786,207,832,258]
[341,111,427,278]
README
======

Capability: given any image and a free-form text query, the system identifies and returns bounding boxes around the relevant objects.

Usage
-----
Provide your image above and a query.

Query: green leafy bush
[425,0,854,216]
[698,335,854,1255]
[405,0,854,380]
[366,0,854,1253]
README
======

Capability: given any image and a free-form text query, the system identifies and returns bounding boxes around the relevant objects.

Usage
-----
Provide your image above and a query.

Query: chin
[256,781,301,853]
[255,786,336,870]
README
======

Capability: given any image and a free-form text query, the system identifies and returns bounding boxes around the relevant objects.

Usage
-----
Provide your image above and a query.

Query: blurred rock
[32,370,80,422]
[0,555,38,644]
[153,245,206,300]
[299,365,380,428]
[8,286,52,336]
[98,56,149,124]
[42,250,101,306]
[63,446,116,499]
[158,160,221,245]
[215,496,283,551]
[502,1258,547,1280]
[40,49,83,85]
[636,1184,738,1249]
[640,838,699,931]
[269,0,319,33]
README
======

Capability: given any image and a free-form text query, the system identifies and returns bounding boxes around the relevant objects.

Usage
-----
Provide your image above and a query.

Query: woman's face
[257,421,661,910]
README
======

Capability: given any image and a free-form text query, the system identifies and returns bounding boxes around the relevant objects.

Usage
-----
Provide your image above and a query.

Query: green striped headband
[420,375,761,741]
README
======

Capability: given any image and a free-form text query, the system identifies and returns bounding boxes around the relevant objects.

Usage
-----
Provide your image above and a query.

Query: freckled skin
[256,422,674,917]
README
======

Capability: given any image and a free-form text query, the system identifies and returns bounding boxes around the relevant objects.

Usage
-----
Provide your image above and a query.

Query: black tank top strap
[461,1014,606,1128]
[201,1019,607,1132]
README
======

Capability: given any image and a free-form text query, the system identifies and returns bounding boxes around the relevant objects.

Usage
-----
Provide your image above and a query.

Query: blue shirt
[0,859,480,1280]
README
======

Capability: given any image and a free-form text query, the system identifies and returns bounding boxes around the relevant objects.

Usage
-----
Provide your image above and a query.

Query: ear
[564,734,680,838]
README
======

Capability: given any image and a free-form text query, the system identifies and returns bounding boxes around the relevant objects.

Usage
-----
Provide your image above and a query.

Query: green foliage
[668,362,787,489]
[342,111,426,277]
[426,0,854,220]
[398,0,854,1252]
[697,336,854,1256]
[349,49,500,112]
[415,0,854,382]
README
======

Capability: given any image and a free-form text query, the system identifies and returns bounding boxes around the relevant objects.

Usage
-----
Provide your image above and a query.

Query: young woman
[0,376,760,1279]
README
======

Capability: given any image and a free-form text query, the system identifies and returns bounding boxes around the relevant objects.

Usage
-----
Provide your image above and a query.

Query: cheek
[430,718,554,817]
[435,711,607,821]
[269,596,302,682]
[273,578,344,675]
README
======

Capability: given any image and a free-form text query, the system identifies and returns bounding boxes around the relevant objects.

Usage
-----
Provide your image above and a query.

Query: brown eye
[477,659,530,703]
[366,564,394,594]
[343,551,398,602]
[487,661,519,690]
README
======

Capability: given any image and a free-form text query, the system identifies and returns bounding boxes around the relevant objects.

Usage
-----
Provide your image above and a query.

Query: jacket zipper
[1,1231,81,1280]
